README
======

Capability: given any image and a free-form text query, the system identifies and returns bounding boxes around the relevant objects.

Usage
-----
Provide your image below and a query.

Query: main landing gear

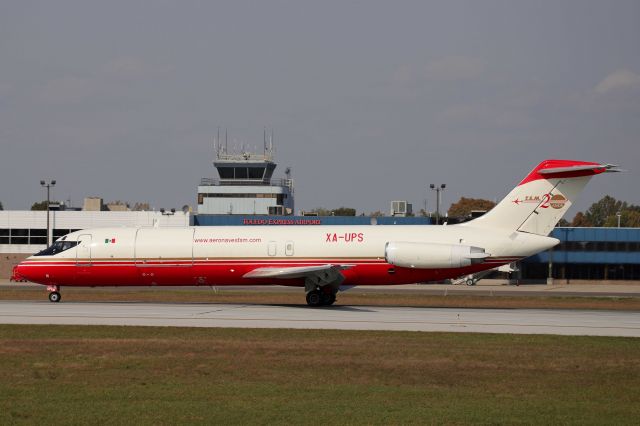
[306,287,337,307]
[47,285,61,303]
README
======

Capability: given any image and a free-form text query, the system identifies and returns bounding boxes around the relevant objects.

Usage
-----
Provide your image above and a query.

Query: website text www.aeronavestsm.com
[193,237,262,244]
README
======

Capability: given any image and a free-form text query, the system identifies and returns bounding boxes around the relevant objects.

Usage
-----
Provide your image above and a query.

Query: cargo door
[135,228,194,285]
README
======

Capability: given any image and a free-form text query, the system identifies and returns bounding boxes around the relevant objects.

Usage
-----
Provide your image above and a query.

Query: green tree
[309,208,332,216]
[369,211,385,217]
[310,207,357,216]
[625,211,640,227]
[30,201,49,210]
[569,196,640,227]
[557,218,570,227]
[570,211,592,227]
[132,202,151,211]
[603,210,640,228]
[447,197,496,219]
[584,195,625,227]
[332,207,356,216]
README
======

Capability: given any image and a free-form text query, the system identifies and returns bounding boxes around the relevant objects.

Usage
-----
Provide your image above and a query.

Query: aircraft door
[268,241,277,256]
[76,234,92,266]
[75,234,93,283]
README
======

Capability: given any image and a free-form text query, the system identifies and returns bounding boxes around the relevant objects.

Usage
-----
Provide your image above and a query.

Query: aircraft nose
[14,262,27,280]
[14,260,36,283]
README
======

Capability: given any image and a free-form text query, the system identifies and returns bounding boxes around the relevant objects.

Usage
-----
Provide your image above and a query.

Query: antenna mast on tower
[263,127,267,156]
[271,129,274,153]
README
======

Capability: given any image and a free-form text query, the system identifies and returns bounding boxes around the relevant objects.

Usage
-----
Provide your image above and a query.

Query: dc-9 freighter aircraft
[17,159,620,306]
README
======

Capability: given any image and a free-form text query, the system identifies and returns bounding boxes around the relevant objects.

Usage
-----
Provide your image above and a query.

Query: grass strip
[0,325,639,424]
[2,287,640,310]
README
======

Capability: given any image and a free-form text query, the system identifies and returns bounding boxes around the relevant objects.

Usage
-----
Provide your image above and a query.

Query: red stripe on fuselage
[16,257,521,288]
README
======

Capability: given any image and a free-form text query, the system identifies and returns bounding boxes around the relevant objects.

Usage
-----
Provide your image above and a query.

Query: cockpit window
[34,241,79,256]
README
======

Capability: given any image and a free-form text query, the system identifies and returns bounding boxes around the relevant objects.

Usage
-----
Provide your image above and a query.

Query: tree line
[561,195,640,228]
[446,195,639,228]
[4,197,636,227]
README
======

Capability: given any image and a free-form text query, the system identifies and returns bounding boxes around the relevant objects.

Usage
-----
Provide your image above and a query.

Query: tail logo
[549,194,567,209]
[512,193,567,209]
[512,195,542,205]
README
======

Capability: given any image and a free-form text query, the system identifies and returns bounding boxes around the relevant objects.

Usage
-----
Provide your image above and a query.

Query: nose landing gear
[47,285,61,303]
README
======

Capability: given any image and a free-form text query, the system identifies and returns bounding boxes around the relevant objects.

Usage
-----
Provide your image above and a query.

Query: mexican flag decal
[105,238,116,244]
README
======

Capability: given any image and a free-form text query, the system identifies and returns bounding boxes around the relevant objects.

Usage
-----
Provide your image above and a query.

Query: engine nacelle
[385,241,489,269]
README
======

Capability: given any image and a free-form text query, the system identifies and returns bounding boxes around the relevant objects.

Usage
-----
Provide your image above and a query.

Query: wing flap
[243,264,353,279]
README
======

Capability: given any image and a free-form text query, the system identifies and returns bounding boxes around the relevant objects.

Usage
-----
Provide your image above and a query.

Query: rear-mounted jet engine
[385,241,489,269]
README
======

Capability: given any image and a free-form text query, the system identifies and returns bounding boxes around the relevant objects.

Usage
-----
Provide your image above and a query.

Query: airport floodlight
[40,179,56,246]
[430,183,447,225]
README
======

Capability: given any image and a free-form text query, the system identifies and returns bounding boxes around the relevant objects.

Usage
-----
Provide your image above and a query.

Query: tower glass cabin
[197,141,294,215]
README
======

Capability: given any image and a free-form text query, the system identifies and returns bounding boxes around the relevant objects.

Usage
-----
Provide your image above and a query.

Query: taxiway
[1,301,638,337]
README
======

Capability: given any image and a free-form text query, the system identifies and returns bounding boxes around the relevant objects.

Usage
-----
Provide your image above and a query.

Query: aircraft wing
[243,264,353,280]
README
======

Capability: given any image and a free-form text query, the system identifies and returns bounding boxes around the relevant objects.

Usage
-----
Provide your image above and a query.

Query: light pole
[429,183,446,225]
[40,180,56,246]
[616,211,622,228]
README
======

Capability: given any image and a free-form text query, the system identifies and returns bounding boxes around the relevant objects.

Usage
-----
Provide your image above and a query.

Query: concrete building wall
[83,197,104,211]
[1,253,29,280]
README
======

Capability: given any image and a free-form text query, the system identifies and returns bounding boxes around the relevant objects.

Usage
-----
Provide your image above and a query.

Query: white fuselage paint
[31,225,557,264]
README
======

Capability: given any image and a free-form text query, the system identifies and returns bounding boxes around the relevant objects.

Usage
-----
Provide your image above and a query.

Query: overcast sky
[1,0,638,217]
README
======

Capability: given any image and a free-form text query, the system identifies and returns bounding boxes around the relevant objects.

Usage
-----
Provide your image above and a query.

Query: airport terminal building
[522,227,640,281]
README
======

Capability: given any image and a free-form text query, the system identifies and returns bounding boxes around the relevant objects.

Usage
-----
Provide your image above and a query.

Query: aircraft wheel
[306,290,322,307]
[49,291,61,303]
[321,292,336,306]
[466,278,475,286]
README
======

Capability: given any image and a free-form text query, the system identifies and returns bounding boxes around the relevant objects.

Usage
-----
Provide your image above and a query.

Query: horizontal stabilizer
[538,163,623,176]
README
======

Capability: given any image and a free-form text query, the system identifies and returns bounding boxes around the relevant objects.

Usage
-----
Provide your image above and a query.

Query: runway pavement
[4,280,640,298]
[1,301,639,337]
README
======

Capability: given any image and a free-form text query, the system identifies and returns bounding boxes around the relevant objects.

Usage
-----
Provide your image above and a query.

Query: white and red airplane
[17,159,620,306]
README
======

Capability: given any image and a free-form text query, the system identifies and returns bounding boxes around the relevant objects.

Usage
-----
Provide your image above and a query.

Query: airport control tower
[197,131,294,215]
